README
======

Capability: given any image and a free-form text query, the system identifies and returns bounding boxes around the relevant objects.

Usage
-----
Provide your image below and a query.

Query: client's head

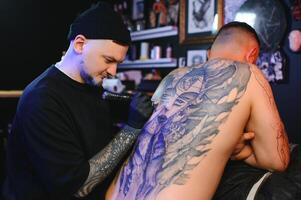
[209,21,260,64]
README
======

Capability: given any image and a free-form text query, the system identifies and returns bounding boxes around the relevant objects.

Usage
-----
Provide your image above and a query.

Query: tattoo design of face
[115,59,251,200]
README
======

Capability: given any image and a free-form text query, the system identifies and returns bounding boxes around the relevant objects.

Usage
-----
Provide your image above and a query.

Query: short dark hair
[214,21,260,47]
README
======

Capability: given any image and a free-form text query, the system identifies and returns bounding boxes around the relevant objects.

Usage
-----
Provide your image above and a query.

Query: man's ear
[72,35,86,54]
[246,46,259,64]
[207,49,211,59]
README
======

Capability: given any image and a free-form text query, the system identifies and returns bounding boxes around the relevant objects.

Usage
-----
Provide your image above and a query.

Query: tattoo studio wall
[0,0,301,143]
[275,0,301,143]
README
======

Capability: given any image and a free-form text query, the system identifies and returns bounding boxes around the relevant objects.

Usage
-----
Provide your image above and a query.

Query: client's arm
[230,132,254,160]
[244,65,290,172]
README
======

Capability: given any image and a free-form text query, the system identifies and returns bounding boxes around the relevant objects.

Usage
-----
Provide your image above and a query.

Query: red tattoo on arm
[250,65,289,169]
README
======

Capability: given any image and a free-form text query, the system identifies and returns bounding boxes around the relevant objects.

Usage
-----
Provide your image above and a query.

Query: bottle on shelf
[140,42,150,60]
[150,45,162,60]
[165,43,172,58]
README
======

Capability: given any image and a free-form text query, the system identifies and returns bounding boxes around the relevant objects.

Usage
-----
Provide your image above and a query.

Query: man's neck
[55,58,84,84]
[208,53,245,63]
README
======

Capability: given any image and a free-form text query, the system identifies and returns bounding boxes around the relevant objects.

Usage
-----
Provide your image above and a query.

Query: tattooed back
[107,58,255,200]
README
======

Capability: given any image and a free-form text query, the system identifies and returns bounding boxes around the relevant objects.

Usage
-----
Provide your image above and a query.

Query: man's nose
[107,64,117,77]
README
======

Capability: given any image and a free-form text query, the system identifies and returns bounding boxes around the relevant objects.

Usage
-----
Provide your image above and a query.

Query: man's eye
[105,59,113,64]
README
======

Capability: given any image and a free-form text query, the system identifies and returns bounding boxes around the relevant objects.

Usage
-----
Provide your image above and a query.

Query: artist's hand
[230,132,255,161]
[127,92,154,129]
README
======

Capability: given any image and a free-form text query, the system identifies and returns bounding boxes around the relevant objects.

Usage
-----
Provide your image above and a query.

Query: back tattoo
[116,58,251,199]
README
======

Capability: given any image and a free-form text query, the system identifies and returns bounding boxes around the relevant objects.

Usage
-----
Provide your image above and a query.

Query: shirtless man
[106,21,290,200]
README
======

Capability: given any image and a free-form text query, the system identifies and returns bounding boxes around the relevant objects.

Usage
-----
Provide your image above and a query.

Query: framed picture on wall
[291,0,301,20]
[223,0,287,52]
[186,49,207,66]
[179,0,224,44]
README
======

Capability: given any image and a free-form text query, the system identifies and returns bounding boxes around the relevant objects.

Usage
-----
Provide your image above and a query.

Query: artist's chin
[92,80,103,87]
[84,78,103,88]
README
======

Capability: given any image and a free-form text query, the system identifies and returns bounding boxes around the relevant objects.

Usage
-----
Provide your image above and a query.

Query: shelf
[118,58,177,69]
[130,26,178,41]
[0,90,23,98]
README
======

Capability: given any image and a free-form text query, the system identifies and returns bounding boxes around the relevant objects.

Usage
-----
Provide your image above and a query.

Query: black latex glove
[127,92,154,129]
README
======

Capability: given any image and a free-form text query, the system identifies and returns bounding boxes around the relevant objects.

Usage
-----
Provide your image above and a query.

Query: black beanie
[67,1,131,45]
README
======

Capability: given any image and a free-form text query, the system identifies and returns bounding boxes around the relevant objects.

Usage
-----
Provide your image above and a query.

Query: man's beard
[80,70,103,87]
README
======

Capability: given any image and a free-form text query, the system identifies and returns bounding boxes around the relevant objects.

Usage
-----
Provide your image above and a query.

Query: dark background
[0,0,300,143]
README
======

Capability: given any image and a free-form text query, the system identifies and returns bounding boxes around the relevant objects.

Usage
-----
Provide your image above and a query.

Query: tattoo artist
[2,2,153,200]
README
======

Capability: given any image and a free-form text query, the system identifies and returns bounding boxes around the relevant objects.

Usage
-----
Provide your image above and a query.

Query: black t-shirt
[4,65,114,199]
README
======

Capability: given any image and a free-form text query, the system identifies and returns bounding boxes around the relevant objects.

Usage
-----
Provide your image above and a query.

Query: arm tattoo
[276,123,290,168]
[250,65,289,168]
[74,125,140,197]
[114,59,251,199]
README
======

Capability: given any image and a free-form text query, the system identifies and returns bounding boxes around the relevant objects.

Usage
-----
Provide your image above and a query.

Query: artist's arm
[243,65,290,172]
[75,92,153,197]
[75,125,140,197]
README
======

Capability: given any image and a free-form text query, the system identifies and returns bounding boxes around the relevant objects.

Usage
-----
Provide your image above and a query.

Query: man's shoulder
[152,59,253,105]
[19,66,63,108]
[23,65,64,97]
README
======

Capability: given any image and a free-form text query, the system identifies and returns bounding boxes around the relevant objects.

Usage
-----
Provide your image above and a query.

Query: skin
[56,35,128,87]
[106,29,290,200]
[230,131,255,160]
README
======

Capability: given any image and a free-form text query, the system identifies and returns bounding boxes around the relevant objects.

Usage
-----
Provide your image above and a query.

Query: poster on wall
[256,50,288,83]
